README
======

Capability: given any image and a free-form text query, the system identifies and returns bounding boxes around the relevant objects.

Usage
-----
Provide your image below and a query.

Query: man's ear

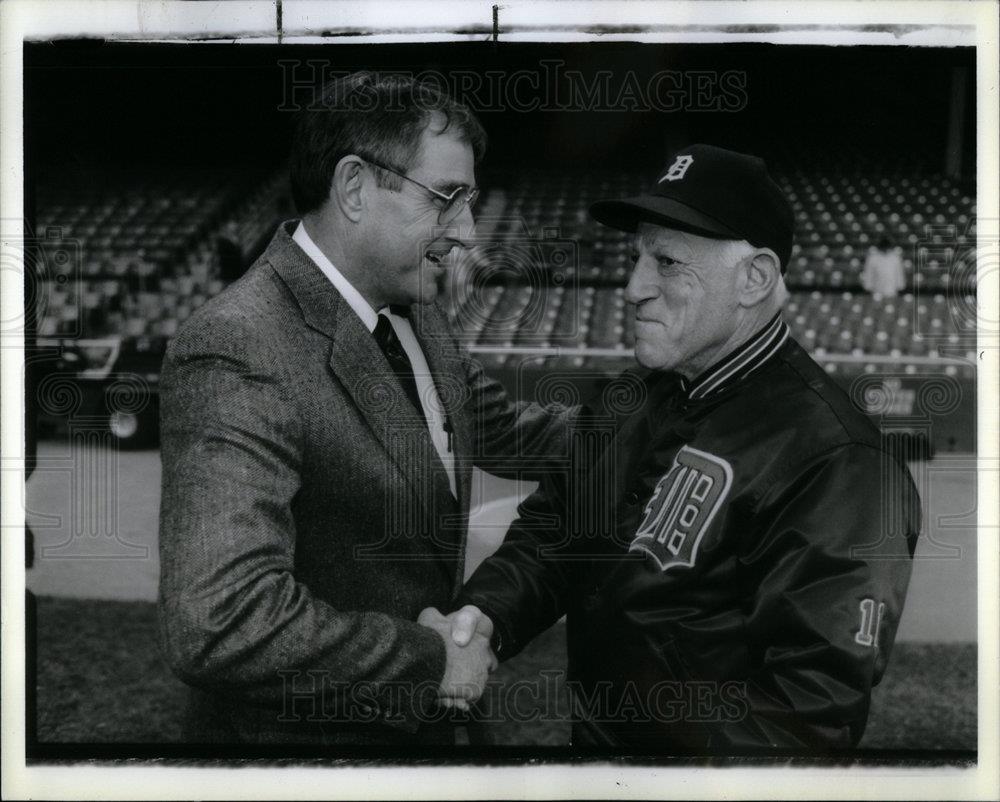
[330,155,366,223]
[739,248,781,308]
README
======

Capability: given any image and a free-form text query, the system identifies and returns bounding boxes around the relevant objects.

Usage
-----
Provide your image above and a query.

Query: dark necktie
[373,312,425,419]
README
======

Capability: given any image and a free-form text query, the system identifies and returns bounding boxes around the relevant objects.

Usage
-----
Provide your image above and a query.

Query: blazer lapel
[266,223,463,569]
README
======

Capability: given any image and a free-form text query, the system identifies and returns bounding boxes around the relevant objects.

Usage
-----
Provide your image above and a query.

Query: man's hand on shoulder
[418,606,496,711]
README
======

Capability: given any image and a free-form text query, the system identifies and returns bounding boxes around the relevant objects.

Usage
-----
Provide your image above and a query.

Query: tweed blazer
[157,221,572,744]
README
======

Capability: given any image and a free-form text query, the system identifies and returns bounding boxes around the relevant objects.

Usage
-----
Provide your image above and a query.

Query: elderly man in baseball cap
[429,145,921,752]
[590,143,795,384]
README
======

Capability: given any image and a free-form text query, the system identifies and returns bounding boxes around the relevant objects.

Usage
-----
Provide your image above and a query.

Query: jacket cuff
[377,620,447,734]
[450,595,518,663]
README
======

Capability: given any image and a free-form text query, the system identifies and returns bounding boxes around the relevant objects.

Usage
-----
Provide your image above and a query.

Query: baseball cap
[589,144,794,272]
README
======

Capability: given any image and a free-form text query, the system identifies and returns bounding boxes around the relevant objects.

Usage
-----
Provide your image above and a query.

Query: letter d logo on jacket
[629,446,732,571]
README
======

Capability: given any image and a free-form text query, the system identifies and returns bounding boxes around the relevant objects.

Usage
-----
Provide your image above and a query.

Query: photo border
[2,1,997,799]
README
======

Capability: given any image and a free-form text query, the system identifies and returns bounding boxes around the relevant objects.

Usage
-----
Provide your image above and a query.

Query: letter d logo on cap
[659,154,694,183]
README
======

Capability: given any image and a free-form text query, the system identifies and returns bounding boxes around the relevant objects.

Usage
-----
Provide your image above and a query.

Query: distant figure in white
[861,235,906,297]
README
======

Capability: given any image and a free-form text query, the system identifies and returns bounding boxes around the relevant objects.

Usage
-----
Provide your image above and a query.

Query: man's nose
[434,204,475,250]
[624,258,654,305]
[450,201,476,245]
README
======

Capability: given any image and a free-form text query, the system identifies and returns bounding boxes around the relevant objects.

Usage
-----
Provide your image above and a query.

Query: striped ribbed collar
[680,312,790,401]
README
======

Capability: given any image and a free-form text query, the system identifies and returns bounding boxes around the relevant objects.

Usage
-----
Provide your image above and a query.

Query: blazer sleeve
[457,346,578,480]
[157,317,446,732]
[712,443,920,750]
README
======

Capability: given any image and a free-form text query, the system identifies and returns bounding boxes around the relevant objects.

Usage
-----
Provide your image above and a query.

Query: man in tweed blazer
[157,73,573,745]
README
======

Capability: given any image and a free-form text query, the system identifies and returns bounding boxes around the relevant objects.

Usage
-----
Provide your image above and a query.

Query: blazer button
[625,491,640,505]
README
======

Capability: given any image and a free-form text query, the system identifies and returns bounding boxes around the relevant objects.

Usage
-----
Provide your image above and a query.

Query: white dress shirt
[293,222,456,497]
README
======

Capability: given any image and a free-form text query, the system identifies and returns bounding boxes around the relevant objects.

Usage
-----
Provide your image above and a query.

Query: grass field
[31,595,976,751]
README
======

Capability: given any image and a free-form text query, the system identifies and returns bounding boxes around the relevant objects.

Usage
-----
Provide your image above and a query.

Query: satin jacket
[458,322,920,752]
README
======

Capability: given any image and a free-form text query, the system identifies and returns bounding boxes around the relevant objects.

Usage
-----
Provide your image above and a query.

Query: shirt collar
[683,312,790,401]
[292,221,379,333]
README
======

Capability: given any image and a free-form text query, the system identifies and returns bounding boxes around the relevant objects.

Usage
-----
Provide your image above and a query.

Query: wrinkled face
[625,224,747,377]
[366,115,476,307]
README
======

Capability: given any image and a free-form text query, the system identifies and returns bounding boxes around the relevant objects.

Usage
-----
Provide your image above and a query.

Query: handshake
[418,605,496,711]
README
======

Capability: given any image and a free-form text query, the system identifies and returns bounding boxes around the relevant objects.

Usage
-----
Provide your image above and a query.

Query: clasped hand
[417,605,496,710]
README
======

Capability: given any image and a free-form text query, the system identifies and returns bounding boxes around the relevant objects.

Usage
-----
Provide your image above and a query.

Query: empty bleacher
[30,159,977,447]
[33,167,291,348]
[454,166,976,372]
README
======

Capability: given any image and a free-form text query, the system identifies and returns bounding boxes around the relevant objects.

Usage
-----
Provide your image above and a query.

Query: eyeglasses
[362,157,479,225]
